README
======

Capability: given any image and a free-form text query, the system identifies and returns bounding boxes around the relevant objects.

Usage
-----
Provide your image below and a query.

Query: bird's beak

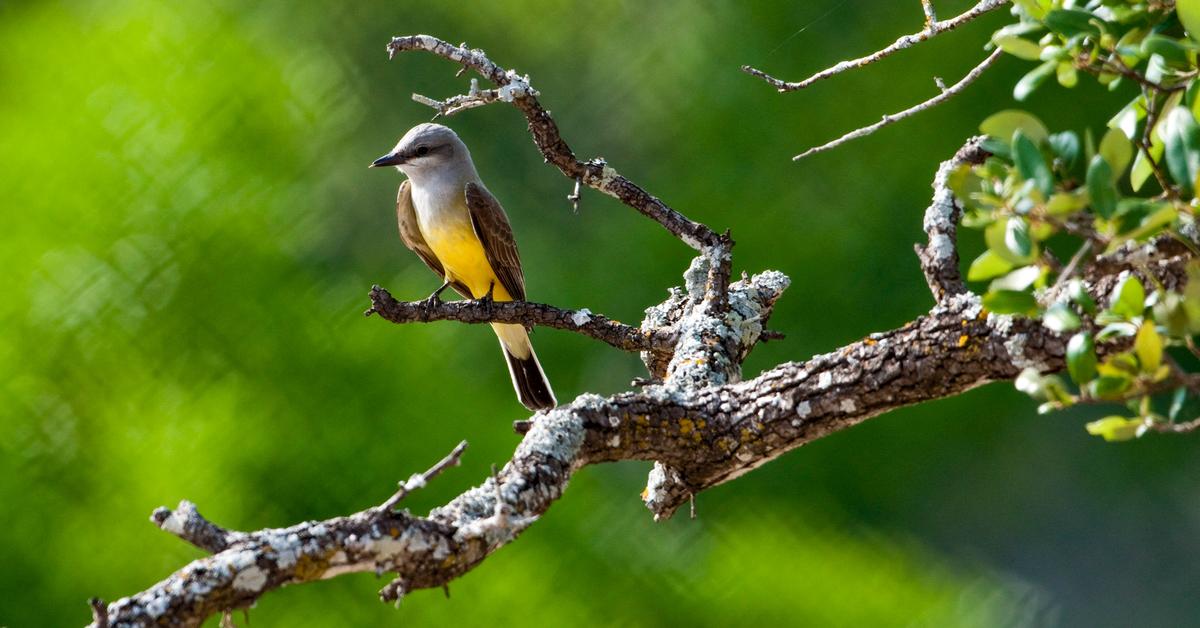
[369,152,405,168]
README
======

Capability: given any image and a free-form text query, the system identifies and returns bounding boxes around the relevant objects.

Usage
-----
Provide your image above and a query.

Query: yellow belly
[424,222,513,301]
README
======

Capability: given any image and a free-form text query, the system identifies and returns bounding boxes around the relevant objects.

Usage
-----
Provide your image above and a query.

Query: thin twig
[795,49,1002,160]
[378,441,468,513]
[388,35,723,253]
[1050,240,1093,293]
[921,0,938,29]
[742,0,1008,92]
[1152,417,1200,433]
[89,598,109,628]
[150,500,243,554]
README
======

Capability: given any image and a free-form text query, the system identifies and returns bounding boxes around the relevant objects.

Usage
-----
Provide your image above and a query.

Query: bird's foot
[476,282,496,317]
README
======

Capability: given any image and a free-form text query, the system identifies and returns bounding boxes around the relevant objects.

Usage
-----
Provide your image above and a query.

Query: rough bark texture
[87,33,1197,627]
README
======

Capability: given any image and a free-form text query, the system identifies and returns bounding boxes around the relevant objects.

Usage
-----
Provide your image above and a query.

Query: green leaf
[1109,96,1147,140]
[994,35,1045,61]
[1098,127,1132,179]
[1179,0,1200,43]
[1130,139,1164,192]
[1122,202,1178,241]
[966,250,1015,282]
[1087,155,1118,218]
[1097,321,1138,341]
[985,219,1033,264]
[1085,416,1144,441]
[1015,367,1046,397]
[984,289,1038,315]
[1011,0,1049,21]
[979,110,1049,145]
[1134,322,1163,373]
[1014,130,1055,195]
[1162,106,1200,196]
[1055,61,1078,88]
[1047,131,1081,173]
[990,265,1042,292]
[1170,387,1188,420]
[1004,217,1034,260]
[1045,191,1087,215]
[1043,303,1081,332]
[1044,9,1102,38]
[1069,279,1096,313]
[1067,331,1098,383]
[1014,60,1057,101]
[1110,274,1146,319]
[1141,35,1192,65]
[1089,375,1133,400]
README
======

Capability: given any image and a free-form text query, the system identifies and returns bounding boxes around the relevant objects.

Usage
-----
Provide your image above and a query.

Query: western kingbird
[370,123,557,411]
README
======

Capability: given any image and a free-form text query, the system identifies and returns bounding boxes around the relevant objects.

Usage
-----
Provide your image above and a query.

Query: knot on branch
[642,256,790,385]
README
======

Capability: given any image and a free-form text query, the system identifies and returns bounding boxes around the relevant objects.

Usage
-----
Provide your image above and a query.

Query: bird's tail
[492,323,556,411]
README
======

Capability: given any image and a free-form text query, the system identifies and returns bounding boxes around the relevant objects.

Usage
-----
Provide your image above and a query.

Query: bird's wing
[464,181,526,302]
[397,179,470,298]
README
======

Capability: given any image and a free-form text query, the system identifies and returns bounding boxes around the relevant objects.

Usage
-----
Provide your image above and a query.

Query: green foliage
[977,1,1200,444]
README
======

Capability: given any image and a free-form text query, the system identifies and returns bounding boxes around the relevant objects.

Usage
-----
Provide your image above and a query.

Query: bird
[370,123,557,411]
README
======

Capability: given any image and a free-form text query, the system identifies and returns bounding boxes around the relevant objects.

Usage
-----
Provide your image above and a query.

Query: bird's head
[369,123,468,177]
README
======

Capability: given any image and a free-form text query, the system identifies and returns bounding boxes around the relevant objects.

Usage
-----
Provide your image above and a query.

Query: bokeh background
[2,0,1198,626]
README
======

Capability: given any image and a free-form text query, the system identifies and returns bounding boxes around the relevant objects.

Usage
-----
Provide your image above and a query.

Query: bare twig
[922,0,938,29]
[89,598,108,628]
[1153,417,1200,433]
[1050,240,1093,293]
[794,49,1002,160]
[151,500,245,554]
[365,285,677,355]
[387,35,722,253]
[742,0,1008,92]
[378,441,468,513]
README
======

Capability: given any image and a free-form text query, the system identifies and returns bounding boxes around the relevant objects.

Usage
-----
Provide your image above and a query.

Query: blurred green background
[2,0,1197,626]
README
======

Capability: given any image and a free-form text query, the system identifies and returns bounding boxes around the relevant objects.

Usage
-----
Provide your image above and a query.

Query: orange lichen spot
[864,338,877,346]
[389,527,400,538]
[640,486,650,500]
[958,334,969,347]
[679,418,694,435]
[695,418,706,430]
[635,414,649,426]
[740,428,755,443]
[294,554,331,582]
[961,319,968,327]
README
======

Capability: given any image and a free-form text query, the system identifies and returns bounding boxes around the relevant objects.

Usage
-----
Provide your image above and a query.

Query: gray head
[369,123,474,181]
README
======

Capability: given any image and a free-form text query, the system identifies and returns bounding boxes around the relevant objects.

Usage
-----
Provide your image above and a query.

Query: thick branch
[364,285,676,355]
[742,0,1009,92]
[386,35,722,253]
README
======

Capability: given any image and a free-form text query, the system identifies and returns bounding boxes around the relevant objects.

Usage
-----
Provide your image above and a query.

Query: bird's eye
[415,146,429,157]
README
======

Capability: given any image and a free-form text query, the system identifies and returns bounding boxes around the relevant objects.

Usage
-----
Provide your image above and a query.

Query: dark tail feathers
[504,348,556,411]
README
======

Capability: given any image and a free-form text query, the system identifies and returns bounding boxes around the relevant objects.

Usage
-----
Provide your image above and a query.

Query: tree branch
[794,49,1003,160]
[741,0,1009,92]
[386,35,723,253]
[364,285,677,355]
[915,135,990,303]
